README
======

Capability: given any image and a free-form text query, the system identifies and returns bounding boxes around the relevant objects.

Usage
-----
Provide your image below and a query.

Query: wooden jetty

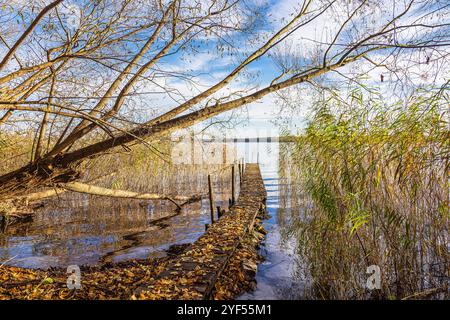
[135,163,267,299]
[0,163,267,300]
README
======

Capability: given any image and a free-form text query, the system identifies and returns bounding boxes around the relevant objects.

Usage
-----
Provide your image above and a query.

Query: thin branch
[0,0,63,72]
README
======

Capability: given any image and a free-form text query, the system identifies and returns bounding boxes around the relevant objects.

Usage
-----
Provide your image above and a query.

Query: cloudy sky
[149,0,449,137]
[1,0,449,138]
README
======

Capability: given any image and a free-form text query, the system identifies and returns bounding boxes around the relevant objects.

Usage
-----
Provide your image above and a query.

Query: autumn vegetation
[1,0,448,208]
[0,0,449,300]
[286,89,449,299]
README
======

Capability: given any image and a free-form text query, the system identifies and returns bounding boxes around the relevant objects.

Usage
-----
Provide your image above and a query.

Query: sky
[1,0,449,138]
[151,0,448,136]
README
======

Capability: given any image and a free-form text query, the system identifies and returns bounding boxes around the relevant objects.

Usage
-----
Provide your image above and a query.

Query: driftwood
[59,182,201,210]
[10,171,119,203]
[8,169,202,209]
[14,188,67,202]
[1,179,204,230]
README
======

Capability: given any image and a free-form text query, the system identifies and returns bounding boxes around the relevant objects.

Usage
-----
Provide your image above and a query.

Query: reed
[288,90,449,299]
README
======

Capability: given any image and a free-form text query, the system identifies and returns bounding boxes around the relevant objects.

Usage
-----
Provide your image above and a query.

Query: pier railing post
[231,165,235,205]
[208,174,215,224]
[238,163,241,186]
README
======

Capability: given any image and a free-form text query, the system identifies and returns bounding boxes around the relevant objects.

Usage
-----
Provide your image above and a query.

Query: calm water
[238,142,307,299]
[0,141,305,299]
[0,198,217,268]
[0,167,234,269]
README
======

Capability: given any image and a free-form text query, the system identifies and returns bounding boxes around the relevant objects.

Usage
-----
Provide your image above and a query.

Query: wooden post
[208,174,214,224]
[238,162,242,185]
[217,206,222,218]
[241,160,244,183]
[222,137,227,164]
[231,165,235,205]
[190,130,195,165]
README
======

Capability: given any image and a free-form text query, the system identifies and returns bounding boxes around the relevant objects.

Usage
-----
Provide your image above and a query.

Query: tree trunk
[61,181,200,205]
[0,54,362,198]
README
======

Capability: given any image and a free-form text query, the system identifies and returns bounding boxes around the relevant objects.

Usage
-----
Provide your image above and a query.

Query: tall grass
[82,140,235,198]
[0,131,34,176]
[289,90,449,299]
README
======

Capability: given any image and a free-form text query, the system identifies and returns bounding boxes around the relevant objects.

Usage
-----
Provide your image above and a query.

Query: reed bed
[287,91,449,299]
[83,141,235,198]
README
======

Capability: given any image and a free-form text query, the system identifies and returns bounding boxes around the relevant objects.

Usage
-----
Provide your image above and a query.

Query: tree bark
[0,53,367,198]
[60,56,360,166]
[61,181,199,203]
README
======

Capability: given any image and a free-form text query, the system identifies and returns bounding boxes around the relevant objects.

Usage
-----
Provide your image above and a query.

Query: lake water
[0,141,306,299]
[238,142,307,299]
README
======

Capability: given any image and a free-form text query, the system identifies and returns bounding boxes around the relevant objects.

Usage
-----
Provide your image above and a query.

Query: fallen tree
[10,181,202,209]
[1,169,202,223]
[0,0,448,204]
[59,181,202,210]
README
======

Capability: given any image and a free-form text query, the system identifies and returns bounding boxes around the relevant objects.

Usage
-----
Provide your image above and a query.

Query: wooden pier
[135,163,267,299]
[0,163,268,300]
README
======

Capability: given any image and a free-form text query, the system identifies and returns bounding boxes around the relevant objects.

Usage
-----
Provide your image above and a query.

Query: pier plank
[136,163,267,299]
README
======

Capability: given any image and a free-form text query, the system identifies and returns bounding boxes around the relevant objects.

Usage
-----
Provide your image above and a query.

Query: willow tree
[0,0,448,208]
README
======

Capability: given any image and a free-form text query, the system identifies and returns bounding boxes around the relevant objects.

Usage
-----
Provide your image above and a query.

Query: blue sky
[146,0,449,138]
[1,0,449,137]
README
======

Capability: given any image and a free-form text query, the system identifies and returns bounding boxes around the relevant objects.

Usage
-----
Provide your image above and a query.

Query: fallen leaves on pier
[213,232,264,300]
[0,165,268,300]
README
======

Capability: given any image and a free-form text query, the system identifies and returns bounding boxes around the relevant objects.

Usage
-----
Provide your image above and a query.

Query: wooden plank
[136,164,267,300]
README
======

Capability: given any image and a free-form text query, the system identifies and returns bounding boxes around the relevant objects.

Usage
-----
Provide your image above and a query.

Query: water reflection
[0,141,307,300]
[0,163,234,269]
[239,142,308,300]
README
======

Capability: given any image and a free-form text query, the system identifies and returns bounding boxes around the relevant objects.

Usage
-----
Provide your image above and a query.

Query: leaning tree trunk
[0,55,359,200]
